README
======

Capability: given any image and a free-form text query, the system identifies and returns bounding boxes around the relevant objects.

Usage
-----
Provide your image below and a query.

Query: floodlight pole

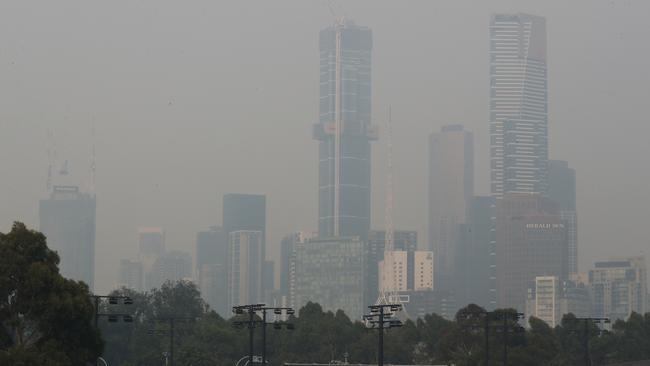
[378,306,384,366]
[363,304,403,366]
[90,295,133,366]
[573,317,610,366]
[249,308,255,366]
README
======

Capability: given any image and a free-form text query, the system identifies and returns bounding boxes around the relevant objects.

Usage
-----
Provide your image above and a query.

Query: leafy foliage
[0,222,103,365]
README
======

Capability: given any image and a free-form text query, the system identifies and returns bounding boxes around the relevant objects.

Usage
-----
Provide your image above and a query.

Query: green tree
[0,222,103,365]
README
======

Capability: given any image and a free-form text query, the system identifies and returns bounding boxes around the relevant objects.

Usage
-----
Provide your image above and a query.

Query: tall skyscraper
[39,185,96,289]
[548,160,578,275]
[490,13,548,198]
[228,231,263,309]
[312,20,376,241]
[589,257,647,321]
[138,227,165,290]
[196,226,228,315]
[293,236,365,319]
[428,125,473,291]
[496,193,568,311]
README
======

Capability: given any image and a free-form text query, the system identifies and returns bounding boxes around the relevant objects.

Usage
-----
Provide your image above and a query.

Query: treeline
[101,280,650,366]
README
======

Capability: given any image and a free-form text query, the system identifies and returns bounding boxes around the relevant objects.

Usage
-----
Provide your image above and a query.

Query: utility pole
[363,304,403,366]
[233,304,295,366]
[90,295,134,366]
[148,316,195,366]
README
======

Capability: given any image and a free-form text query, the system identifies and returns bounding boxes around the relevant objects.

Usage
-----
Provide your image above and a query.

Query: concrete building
[589,257,647,321]
[496,193,568,311]
[280,231,316,305]
[428,125,474,292]
[39,185,96,289]
[195,226,228,315]
[313,20,377,242]
[526,276,591,327]
[138,227,165,290]
[548,160,578,275]
[490,13,548,198]
[293,237,365,319]
[117,259,143,292]
[366,230,418,304]
[228,231,263,309]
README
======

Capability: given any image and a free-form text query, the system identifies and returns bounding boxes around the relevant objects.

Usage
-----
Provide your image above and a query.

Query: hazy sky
[1,0,649,293]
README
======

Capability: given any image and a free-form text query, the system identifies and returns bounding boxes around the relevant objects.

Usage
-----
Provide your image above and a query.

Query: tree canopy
[0,222,103,365]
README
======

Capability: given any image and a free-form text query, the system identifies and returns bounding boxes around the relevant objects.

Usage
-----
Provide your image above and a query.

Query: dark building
[39,185,96,290]
[548,160,578,275]
[366,230,417,305]
[496,193,568,311]
[455,196,495,309]
[401,290,457,320]
[195,226,228,315]
[428,125,474,292]
[313,20,376,242]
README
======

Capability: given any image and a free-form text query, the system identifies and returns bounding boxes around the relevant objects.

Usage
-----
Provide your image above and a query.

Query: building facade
[526,276,591,327]
[496,193,568,311]
[228,231,263,309]
[149,250,192,289]
[428,125,474,292]
[548,160,578,275]
[196,226,228,315]
[39,185,96,289]
[138,227,165,290]
[117,259,144,292]
[490,13,548,198]
[313,20,376,242]
[366,230,418,305]
[293,237,365,319]
[589,257,647,321]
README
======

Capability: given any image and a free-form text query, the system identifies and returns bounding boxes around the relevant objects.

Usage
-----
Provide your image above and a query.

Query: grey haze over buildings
[1,0,649,294]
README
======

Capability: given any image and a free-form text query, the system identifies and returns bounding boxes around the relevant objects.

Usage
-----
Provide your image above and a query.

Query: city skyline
[1,1,649,296]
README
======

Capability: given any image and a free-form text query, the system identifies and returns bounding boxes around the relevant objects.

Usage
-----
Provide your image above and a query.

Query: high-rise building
[138,227,165,290]
[148,250,192,289]
[228,231,263,309]
[589,257,647,321]
[428,125,473,292]
[312,20,376,242]
[496,193,568,311]
[293,236,365,319]
[280,231,316,303]
[117,259,143,291]
[223,194,266,306]
[490,13,548,198]
[454,196,495,309]
[526,276,592,326]
[196,226,228,315]
[366,230,418,305]
[39,185,96,289]
[548,160,578,275]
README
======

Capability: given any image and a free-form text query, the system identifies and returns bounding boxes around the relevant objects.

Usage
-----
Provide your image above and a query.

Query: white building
[228,231,263,309]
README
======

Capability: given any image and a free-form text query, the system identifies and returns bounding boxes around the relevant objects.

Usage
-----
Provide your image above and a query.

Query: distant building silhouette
[496,193,568,311]
[228,231,263,309]
[117,259,143,292]
[138,227,165,290]
[196,226,227,315]
[548,160,578,275]
[149,250,192,289]
[313,20,376,242]
[490,13,548,198]
[293,236,364,319]
[428,125,473,292]
[39,185,96,289]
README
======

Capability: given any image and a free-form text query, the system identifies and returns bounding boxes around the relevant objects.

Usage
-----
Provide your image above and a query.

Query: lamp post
[147,316,195,366]
[362,304,403,366]
[569,317,610,366]
[232,304,295,366]
[90,295,134,366]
